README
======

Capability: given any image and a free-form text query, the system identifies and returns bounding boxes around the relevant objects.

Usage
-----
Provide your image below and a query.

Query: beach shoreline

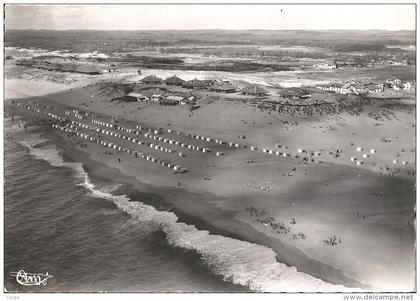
[5,68,415,292]
[43,125,369,291]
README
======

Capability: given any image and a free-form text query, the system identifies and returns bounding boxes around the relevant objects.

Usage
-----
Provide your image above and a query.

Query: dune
[5,63,416,292]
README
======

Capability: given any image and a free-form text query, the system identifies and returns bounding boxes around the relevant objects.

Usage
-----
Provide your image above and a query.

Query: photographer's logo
[10,270,53,286]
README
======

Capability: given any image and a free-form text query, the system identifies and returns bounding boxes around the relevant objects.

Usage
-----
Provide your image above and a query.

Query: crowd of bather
[244,206,346,246]
[244,206,308,240]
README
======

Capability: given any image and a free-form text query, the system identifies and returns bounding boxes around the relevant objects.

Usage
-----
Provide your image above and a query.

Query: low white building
[318,83,350,94]
[392,83,405,91]
[151,94,164,102]
[127,92,150,102]
[313,63,337,70]
[403,82,414,90]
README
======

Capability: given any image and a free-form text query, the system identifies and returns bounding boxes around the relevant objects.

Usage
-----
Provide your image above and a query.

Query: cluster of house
[126,74,270,104]
[317,78,415,95]
[126,92,194,106]
[313,61,364,70]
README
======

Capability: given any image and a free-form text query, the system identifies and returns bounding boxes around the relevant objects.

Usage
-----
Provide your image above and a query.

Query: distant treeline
[121,54,184,65]
[160,46,415,64]
[126,59,293,72]
[161,47,332,59]
[6,29,415,55]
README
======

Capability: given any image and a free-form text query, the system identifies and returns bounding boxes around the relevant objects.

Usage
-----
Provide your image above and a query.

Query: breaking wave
[19,140,358,292]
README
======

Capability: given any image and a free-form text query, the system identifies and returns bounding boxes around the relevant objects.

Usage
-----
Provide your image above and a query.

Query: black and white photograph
[2,2,417,298]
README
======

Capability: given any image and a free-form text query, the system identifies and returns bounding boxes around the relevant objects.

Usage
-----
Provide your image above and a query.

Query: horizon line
[5,28,416,32]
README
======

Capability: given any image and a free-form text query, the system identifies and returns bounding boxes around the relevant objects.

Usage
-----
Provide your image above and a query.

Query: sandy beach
[5,66,416,292]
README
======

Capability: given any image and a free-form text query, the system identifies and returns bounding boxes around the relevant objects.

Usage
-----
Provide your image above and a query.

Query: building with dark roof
[141,75,163,84]
[127,92,150,102]
[280,88,312,100]
[203,79,217,86]
[164,75,185,86]
[209,82,237,93]
[160,95,184,105]
[240,85,269,97]
[182,78,206,90]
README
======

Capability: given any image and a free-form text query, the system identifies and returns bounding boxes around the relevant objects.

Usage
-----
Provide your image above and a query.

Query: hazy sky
[5,4,416,31]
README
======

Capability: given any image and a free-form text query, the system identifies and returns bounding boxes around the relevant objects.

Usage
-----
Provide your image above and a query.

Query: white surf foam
[19,140,90,185]
[20,140,360,292]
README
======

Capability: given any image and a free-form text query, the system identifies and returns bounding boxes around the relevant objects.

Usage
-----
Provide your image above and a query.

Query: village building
[182,78,206,90]
[151,94,164,102]
[140,75,164,85]
[313,62,337,70]
[318,83,350,94]
[160,95,184,105]
[365,83,384,94]
[280,88,312,100]
[164,75,185,86]
[335,60,362,68]
[241,85,269,97]
[347,83,368,95]
[203,79,217,86]
[386,78,402,87]
[403,82,414,90]
[127,92,150,102]
[209,82,237,93]
[392,83,405,91]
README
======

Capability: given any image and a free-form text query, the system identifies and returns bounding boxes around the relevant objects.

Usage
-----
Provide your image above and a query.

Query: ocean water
[4,117,349,293]
[4,119,247,293]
